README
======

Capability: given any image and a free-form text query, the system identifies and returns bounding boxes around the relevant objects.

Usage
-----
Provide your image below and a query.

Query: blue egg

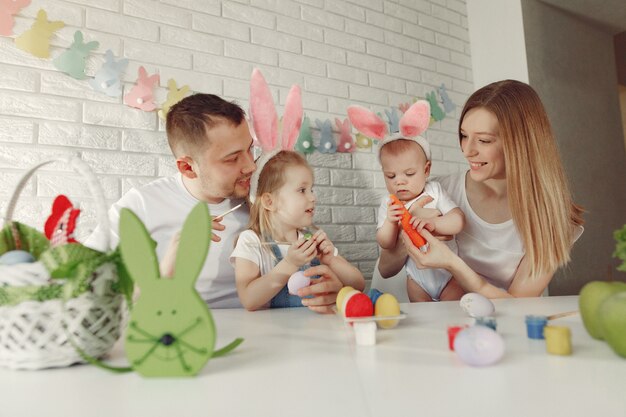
[0,250,36,265]
[368,288,384,306]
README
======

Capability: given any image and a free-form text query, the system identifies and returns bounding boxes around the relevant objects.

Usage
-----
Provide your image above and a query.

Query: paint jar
[447,325,467,351]
[544,325,572,355]
[475,316,497,331]
[525,315,548,339]
[354,321,377,346]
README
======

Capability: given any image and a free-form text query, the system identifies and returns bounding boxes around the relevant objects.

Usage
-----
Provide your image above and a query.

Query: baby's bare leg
[407,277,433,302]
[438,277,465,301]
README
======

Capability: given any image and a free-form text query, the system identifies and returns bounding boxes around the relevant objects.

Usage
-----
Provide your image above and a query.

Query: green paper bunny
[119,203,243,377]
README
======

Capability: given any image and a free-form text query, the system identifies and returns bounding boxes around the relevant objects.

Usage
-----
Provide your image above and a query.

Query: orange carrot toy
[390,194,428,251]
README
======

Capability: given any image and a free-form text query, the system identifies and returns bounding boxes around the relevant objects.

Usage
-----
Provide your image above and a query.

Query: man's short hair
[166,93,245,156]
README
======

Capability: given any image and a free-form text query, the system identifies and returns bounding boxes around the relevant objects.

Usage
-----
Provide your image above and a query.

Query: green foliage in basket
[0,222,50,258]
[614,224,626,272]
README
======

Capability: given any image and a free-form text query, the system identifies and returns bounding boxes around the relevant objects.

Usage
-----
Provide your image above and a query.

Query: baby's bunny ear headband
[347,100,431,161]
[248,68,303,204]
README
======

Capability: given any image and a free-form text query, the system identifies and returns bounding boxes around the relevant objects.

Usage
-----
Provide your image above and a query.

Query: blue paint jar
[525,315,548,339]
[475,316,497,331]
[368,288,384,307]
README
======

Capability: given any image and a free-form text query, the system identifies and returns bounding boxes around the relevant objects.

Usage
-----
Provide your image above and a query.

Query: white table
[1,296,625,417]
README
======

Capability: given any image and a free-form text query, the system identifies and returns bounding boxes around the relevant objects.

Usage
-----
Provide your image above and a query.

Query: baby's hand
[410,217,436,233]
[312,230,336,265]
[285,237,317,268]
[386,200,404,224]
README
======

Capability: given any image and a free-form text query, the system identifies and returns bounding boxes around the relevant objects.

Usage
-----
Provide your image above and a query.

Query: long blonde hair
[248,150,312,241]
[459,80,584,279]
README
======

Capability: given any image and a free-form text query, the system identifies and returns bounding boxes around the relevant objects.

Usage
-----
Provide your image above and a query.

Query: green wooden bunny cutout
[119,203,243,377]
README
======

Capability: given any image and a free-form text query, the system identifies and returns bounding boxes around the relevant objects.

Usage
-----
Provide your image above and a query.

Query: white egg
[454,326,505,366]
[459,292,495,318]
[287,271,311,295]
[0,250,35,265]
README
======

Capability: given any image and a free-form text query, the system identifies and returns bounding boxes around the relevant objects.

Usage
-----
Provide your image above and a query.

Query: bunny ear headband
[248,68,303,204]
[347,100,432,161]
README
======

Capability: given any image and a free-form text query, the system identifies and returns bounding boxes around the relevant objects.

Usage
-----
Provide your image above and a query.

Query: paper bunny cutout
[398,102,411,114]
[426,91,445,122]
[316,119,336,153]
[438,83,456,114]
[158,79,190,120]
[119,203,243,377]
[335,118,355,153]
[124,66,160,111]
[88,49,128,97]
[0,0,31,36]
[384,107,400,133]
[53,31,99,80]
[347,100,432,159]
[355,132,372,149]
[15,9,64,58]
[294,115,315,154]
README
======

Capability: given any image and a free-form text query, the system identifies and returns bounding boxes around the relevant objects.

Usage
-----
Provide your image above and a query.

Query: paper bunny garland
[335,118,356,153]
[88,49,128,97]
[347,100,432,160]
[316,119,336,154]
[248,68,303,204]
[119,203,243,377]
[0,0,31,36]
[124,66,160,111]
[158,79,190,120]
[53,31,99,80]
[15,9,64,58]
[295,115,316,154]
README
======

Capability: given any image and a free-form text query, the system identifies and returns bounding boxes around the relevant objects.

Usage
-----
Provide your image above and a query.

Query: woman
[378,80,584,298]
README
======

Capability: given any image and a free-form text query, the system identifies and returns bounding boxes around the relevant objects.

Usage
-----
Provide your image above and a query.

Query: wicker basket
[0,157,123,370]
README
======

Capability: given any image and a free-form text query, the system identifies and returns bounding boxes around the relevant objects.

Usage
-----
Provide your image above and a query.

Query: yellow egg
[375,293,401,329]
[336,286,355,313]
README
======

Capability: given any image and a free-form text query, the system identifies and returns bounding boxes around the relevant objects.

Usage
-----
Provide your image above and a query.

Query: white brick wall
[0,0,472,282]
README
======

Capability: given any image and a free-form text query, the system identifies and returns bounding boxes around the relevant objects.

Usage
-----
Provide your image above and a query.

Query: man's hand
[299,265,343,314]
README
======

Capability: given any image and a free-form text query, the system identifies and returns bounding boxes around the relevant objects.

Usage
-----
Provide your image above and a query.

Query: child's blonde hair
[459,80,584,279]
[248,150,312,240]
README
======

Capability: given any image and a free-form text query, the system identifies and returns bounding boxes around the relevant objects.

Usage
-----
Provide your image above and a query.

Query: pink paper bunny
[335,118,355,153]
[0,0,31,36]
[124,66,160,111]
[248,68,303,203]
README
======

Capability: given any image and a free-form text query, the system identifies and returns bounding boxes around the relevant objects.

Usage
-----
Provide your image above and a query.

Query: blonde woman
[378,80,584,298]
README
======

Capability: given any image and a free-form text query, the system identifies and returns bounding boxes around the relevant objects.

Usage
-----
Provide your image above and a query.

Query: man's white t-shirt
[86,174,248,308]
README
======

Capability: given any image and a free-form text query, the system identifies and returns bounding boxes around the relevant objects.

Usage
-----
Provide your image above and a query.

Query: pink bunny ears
[248,68,304,203]
[347,100,432,160]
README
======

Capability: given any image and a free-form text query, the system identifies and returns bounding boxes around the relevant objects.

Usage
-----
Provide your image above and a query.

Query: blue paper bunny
[89,49,128,97]
[316,118,336,153]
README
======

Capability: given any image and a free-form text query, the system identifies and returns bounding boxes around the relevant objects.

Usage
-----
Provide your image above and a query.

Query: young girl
[230,150,364,311]
[230,69,364,312]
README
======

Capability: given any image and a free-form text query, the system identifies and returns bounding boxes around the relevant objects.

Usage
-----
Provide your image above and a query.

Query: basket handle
[3,156,112,250]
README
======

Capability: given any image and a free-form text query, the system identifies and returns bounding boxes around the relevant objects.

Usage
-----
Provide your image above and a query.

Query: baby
[348,101,465,302]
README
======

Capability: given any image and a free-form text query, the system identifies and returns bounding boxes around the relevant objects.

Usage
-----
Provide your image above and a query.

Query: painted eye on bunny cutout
[156,310,162,316]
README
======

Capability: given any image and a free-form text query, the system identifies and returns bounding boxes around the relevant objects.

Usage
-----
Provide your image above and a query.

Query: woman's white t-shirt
[437,171,524,290]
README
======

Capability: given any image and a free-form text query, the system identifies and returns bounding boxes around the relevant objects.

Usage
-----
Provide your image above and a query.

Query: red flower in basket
[44,195,81,246]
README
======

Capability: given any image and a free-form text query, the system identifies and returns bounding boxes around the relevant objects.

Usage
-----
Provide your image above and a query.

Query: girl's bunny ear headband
[347,100,431,161]
[248,68,303,204]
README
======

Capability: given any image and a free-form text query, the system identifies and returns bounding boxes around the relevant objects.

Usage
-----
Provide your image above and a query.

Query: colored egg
[0,250,35,265]
[459,292,495,318]
[368,288,383,306]
[336,286,355,312]
[375,293,401,329]
[287,271,311,295]
[454,326,505,367]
[344,292,374,318]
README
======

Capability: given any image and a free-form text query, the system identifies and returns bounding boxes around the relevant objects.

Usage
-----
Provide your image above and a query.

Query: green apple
[579,281,626,339]
[598,292,626,357]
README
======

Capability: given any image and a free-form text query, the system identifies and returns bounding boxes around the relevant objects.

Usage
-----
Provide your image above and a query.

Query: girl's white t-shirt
[437,171,524,290]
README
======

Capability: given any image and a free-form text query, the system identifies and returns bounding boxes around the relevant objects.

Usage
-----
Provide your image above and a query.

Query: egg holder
[0,156,127,370]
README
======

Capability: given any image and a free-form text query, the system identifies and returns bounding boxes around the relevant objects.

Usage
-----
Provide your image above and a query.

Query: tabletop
[1,295,625,417]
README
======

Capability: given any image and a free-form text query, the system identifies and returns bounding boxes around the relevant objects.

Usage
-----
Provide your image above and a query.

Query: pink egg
[453,326,505,367]
[287,271,311,295]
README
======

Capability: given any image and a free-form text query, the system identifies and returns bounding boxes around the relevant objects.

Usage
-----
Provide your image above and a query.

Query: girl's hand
[298,264,344,314]
[400,228,455,270]
[312,230,336,265]
[386,200,404,224]
[285,237,317,268]
[410,217,436,233]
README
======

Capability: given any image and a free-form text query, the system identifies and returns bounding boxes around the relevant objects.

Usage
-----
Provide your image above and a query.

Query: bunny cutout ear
[280,85,303,151]
[250,68,279,152]
[347,105,388,140]
[119,208,160,291]
[399,100,430,138]
[172,203,211,288]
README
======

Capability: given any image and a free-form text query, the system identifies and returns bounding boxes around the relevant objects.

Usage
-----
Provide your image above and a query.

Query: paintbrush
[214,201,246,221]
[546,310,579,321]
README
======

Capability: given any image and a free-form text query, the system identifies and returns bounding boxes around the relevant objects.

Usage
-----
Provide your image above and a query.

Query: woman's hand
[400,227,456,271]
[285,237,317,268]
[298,265,343,314]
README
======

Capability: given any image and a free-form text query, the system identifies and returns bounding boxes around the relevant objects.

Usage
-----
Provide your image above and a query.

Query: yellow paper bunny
[15,9,64,59]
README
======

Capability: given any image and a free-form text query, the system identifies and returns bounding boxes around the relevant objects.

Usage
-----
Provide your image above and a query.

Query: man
[88,93,341,311]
